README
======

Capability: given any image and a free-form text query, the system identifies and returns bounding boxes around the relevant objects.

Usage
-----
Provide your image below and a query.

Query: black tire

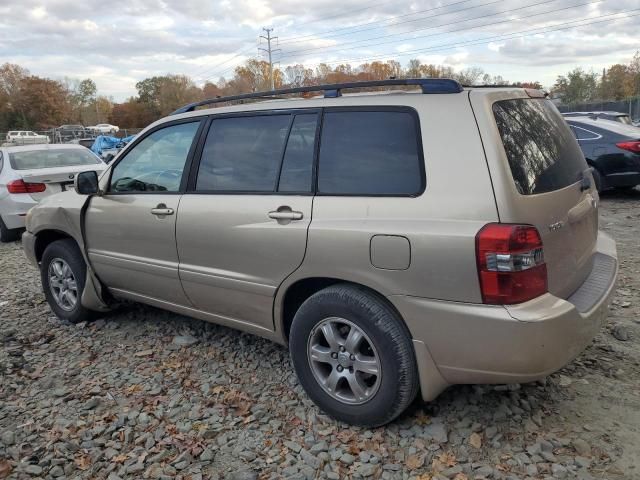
[41,239,95,323]
[289,284,419,427]
[591,168,604,192]
[0,217,20,243]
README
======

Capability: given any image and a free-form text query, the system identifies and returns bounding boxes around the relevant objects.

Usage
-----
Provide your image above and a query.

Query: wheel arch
[277,276,409,342]
[34,229,75,262]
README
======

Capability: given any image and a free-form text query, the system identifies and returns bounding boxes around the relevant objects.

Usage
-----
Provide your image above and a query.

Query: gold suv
[23,79,618,426]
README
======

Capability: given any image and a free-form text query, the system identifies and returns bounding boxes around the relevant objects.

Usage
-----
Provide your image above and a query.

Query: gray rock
[107,474,123,480]
[612,324,630,341]
[339,453,356,465]
[284,440,302,453]
[300,449,320,469]
[172,334,199,346]
[572,438,591,457]
[229,471,258,480]
[551,463,568,479]
[24,465,43,476]
[49,465,64,477]
[475,465,494,477]
[424,422,448,443]
[1,431,15,446]
[357,463,378,476]
[575,456,591,468]
[441,464,463,478]
[200,448,214,461]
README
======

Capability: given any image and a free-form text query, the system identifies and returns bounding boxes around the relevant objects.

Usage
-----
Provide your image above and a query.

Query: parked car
[55,124,89,142]
[563,111,634,125]
[22,80,618,427]
[566,117,640,191]
[88,124,119,134]
[5,131,50,145]
[0,144,106,242]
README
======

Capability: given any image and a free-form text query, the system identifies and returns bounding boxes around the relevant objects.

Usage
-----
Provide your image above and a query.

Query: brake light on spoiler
[7,179,46,194]
[476,224,547,305]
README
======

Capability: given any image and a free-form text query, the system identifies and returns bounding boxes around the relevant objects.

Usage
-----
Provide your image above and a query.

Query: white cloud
[0,0,637,99]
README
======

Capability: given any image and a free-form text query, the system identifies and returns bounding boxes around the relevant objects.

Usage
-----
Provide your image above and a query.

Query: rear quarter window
[493,99,587,195]
[317,109,424,196]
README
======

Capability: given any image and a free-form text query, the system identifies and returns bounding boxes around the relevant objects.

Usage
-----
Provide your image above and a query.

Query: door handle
[151,204,174,216]
[268,211,303,220]
[268,210,303,221]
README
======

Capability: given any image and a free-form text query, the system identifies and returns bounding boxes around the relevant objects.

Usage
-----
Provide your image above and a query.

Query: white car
[0,144,106,242]
[5,131,50,145]
[88,124,119,134]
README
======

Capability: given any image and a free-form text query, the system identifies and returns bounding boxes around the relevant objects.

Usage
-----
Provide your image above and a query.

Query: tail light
[476,223,547,305]
[7,179,46,194]
[616,141,640,153]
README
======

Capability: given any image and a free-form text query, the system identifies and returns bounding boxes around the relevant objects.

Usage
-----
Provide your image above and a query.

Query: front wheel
[289,284,419,427]
[41,239,95,323]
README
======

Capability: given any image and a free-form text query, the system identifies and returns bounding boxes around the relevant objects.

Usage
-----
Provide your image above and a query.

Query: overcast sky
[1,0,638,101]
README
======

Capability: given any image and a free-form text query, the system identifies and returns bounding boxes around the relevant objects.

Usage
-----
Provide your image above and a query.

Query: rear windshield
[9,148,102,170]
[493,98,586,195]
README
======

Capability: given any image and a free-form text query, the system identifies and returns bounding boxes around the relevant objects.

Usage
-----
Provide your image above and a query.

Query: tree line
[1,52,637,131]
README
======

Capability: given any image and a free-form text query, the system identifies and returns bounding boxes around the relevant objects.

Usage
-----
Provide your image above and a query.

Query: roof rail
[170,78,463,115]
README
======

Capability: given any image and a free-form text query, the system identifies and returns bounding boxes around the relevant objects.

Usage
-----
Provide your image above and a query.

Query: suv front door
[85,119,203,305]
[177,111,319,330]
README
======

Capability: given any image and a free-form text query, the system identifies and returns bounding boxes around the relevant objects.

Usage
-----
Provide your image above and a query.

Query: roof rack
[171,78,463,115]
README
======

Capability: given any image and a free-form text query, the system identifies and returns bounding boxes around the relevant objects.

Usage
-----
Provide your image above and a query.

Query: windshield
[9,148,102,170]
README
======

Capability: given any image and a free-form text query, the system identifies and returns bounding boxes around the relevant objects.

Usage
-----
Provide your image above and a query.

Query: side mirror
[74,170,100,195]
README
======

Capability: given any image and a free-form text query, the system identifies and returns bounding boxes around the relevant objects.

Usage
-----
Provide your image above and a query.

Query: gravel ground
[1,190,639,480]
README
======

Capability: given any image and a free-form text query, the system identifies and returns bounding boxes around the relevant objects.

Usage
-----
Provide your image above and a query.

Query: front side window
[110,121,200,193]
[196,115,291,192]
[317,110,423,195]
[493,99,587,195]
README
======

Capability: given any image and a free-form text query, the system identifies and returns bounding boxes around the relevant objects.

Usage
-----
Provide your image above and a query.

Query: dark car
[563,111,635,125]
[566,118,640,191]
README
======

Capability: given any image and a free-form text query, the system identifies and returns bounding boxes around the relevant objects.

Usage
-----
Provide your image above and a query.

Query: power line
[279,0,401,31]
[277,0,479,45]
[278,0,599,61]
[290,9,640,69]
[191,0,482,82]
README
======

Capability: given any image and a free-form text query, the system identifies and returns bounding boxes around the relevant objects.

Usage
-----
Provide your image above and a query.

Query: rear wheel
[0,217,20,243]
[41,239,95,323]
[289,284,419,427]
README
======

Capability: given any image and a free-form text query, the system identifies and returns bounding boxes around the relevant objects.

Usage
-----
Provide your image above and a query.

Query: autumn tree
[553,68,599,105]
[14,76,70,128]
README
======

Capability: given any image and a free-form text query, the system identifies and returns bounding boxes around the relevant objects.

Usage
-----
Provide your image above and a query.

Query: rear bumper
[1,213,26,230]
[392,230,617,400]
[1,195,37,229]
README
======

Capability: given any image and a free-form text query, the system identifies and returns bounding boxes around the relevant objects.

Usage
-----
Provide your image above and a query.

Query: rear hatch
[470,90,598,299]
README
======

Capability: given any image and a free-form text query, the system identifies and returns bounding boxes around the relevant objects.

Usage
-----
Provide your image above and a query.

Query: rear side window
[318,110,423,195]
[10,148,102,170]
[197,115,291,192]
[493,99,587,195]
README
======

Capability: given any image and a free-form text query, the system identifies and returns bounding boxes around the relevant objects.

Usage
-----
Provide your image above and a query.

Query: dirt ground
[0,189,639,480]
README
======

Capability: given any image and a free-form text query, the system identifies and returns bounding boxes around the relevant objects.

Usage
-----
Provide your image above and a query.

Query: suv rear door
[176,110,319,331]
[470,91,598,299]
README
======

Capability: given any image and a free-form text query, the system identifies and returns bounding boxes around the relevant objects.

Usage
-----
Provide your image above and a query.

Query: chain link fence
[1,128,144,147]
[557,96,640,123]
